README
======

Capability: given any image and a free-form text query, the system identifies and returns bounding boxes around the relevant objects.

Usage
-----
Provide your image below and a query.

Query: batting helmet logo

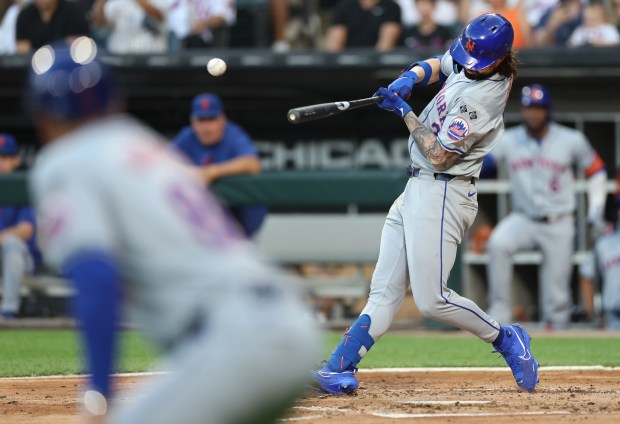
[200,99,210,109]
[336,102,350,111]
[465,39,476,53]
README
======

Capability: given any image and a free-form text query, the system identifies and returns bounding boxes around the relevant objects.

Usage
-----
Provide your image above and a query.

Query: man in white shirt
[92,0,173,53]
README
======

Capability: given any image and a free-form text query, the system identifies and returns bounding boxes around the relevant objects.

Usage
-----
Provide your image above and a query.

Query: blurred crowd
[1,0,620,55]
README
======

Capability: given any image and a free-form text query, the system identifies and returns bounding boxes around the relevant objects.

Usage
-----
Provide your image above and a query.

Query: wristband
[405,61,433,86]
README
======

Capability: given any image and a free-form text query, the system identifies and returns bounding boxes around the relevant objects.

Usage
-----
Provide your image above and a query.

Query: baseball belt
[407,165,475,185]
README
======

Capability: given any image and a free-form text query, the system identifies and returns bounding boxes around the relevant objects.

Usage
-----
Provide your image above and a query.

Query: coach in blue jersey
[172,93,267,237]
[0,134,41,319]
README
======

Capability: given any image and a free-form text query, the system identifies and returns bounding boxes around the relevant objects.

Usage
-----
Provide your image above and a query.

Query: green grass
[322,332,620,368]
[0,330,159,377]
[0,330,618,377]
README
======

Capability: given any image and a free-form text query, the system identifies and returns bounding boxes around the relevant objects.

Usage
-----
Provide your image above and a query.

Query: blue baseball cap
[191,93,224,119]
[521,84,552,109]
[0,134,19,156]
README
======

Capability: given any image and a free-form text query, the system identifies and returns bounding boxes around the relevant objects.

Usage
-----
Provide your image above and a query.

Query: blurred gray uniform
[580,232,620,330]
[30,115,318,424]
[487,122,606,328]
[360,53,510,348]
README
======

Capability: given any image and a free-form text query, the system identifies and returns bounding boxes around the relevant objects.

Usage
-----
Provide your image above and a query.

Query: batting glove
[387,71,419,100]
[375,87,412,119]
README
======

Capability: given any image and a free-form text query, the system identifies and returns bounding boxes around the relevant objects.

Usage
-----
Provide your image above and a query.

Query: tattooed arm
[374,87,460,171]
[403,112,460,171]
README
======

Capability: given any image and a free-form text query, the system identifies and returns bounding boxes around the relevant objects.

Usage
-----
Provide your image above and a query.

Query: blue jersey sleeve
[63,250,121,398]
[171,127,198,163]
[16,207,36,227]
[227,123,258,158]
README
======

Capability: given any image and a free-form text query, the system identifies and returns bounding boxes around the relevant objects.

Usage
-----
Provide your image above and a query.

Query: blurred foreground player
[27,37,318,423]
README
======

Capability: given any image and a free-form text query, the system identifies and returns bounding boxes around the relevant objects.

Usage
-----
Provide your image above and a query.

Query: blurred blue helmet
[521,84,552,109]
[450,13,514,71]
[27,37,117,121]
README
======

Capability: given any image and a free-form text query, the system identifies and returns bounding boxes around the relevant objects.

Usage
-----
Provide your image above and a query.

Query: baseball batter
[485,84,607,329]
[27,39,318,423]
[314,14,539,395]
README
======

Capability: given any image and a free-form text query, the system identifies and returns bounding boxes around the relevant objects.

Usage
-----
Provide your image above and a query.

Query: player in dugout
[483,84,607,330]
[313,13,540,395]
[172,93,268,238]
[26,37,318,423]
[0,133,41,319]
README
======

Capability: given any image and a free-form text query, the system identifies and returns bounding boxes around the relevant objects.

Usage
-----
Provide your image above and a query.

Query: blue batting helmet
[450,13,514,71]
[521,84,552,109]
[27,37,117,121]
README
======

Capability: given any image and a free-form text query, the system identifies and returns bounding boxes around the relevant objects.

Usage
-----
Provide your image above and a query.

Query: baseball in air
[207,58,227,77]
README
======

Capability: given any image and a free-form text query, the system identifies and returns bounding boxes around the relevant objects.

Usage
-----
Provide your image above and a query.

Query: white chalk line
[370,411,573,419]
[400,400,492,405]
[0,371,166,381]
[362,365,620,373]
[287,406,577,420]
[2,365,618,381]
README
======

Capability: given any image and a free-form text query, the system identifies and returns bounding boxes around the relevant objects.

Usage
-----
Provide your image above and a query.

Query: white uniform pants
[361,170,500,347]
[486,213,574,328]
[1,235,34,315]
[113,286,319,424]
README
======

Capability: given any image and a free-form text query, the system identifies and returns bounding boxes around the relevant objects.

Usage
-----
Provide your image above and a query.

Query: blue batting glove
[375,87,412,119]
[387,71,419,100]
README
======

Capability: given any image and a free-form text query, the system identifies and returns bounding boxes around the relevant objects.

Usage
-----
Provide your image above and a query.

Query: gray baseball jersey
[410,55,512,177]
[356,53,510,355]
[580,231,620,316]
[492,122,597,217]
[29,115,319,423]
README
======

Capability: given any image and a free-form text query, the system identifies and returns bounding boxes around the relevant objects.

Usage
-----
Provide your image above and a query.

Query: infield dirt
[1,369,619,423]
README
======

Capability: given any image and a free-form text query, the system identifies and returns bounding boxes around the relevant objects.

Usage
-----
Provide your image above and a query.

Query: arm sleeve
[230,128,258,157]
[436,97,495,155]
[63,251,121,398]
[16,207,36,227]
[170,130,196,163]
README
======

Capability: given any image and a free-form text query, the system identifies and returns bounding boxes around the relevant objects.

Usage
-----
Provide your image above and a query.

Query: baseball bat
[287,95,384,124]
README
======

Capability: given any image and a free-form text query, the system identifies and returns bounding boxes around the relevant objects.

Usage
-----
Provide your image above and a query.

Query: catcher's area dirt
[1,370,619,423]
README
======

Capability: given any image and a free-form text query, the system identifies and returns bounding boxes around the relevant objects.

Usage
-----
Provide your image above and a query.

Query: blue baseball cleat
[494,323,539,392]
[312,363,359,395]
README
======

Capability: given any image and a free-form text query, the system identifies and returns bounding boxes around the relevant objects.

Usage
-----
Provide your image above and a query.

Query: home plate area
[0,368,619,423]
[284,368,620,423]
